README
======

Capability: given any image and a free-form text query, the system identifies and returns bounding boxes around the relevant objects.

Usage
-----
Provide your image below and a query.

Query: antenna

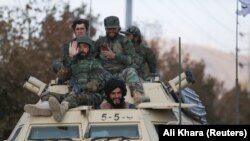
[178,37,182,125]
[235,0,240,124]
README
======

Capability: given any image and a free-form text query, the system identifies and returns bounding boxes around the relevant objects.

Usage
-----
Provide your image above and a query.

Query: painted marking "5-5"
[101,113,133,121]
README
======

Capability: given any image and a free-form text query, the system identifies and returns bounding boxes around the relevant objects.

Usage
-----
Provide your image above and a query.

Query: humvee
[6,72,206,141]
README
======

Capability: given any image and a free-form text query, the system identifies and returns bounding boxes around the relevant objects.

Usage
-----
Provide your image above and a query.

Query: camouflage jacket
[94,34,135,74]
[62,55,104,92]
[132,44,157,78]
[52,38,95,73]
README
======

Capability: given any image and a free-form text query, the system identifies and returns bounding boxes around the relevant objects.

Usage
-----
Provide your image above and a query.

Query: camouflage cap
[120,26,141,36]
[76,36,93,47]
[104,16,120,28]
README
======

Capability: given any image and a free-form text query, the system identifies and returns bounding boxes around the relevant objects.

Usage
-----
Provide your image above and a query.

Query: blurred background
[0,0,250,139]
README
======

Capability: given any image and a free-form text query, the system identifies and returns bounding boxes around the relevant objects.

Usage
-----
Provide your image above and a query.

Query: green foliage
[0,1,99,139]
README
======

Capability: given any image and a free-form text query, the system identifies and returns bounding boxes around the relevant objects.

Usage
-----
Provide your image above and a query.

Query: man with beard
[94,16,150,105]
[100,78,135,109]
[52,19,93,79]
[24,36,105,122]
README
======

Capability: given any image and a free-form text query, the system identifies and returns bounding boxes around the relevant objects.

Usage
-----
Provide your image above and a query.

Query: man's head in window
[104,78,127,108]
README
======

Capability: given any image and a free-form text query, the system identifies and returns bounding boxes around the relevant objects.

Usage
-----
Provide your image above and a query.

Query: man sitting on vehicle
[94,16,150,105]
[120,25,158,80]
[24,36,105,122]
[100,78,135,109]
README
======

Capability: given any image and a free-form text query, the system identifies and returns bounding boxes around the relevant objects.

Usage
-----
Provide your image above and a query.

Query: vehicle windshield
[28,125,80,140]
[85,124,139,139]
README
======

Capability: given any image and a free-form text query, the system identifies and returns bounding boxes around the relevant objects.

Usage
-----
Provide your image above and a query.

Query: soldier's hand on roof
[102,49,115,60]
[69,41,79,58]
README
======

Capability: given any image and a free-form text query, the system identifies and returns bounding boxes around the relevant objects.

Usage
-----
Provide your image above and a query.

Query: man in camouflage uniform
[52,19,92,75]
[24,36,104,122]
[94,16,150,105]
[121,26,157,79]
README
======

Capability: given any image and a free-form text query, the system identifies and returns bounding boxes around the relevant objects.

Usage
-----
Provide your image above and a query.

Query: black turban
[104,78,127,97]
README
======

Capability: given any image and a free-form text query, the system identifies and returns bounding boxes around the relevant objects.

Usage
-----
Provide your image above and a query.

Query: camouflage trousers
[40,90,103,109]
[99,67,144,93]
[40,91,65,102]
[62,91,103,109]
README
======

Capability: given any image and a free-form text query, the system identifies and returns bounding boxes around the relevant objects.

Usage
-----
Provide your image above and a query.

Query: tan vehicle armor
[6,71,207,141]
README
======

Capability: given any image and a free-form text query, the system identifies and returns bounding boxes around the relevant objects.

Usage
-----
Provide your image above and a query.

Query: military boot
[24,101,51,116]
[48,97,69,122]
[133,90,150,105]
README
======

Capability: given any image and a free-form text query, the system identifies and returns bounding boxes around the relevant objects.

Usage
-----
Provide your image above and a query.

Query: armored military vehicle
[6,72,206,141]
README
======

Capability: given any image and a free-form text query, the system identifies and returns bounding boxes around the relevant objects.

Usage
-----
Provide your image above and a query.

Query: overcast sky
[1,0,250,55]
